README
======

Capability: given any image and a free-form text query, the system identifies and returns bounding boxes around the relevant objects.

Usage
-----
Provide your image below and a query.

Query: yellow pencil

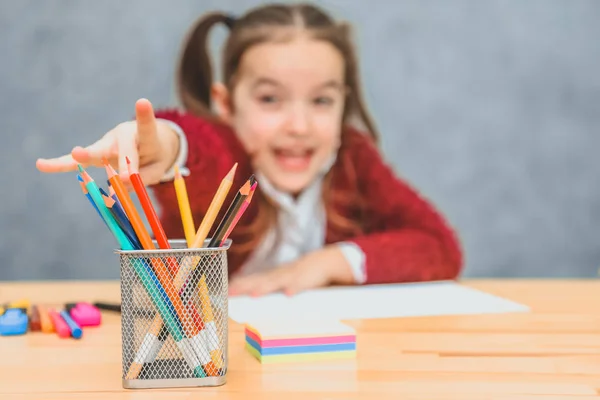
[173,165,196,247]
[198,275,224,368]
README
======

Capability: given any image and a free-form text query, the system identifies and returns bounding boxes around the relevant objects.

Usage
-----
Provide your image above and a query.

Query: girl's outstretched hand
[228,245,357,297]
[36,98,180,186]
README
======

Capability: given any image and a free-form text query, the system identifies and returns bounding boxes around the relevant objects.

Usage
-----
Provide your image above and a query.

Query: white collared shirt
[159,119,366,283]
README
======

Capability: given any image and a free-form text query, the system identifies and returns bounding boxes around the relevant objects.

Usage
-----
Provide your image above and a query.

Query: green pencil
[77,165,206,378]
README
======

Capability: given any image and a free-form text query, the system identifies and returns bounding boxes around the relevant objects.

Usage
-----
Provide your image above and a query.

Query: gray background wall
[1,0,599,281]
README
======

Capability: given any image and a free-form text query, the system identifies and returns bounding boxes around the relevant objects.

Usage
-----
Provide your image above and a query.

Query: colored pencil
[179,176,254,297]
[207,177,254,248]
[107,182,126,216]
[102,159,156,250]
[142,165,239,371]
[173,165,196,247]
[29,305,41,332]
[103,194,143,250]
[38,305,54,333]
[191,163,238,248]
[178,175,255,363]
[197,274,224,369]
[78,165,134,249]
[97,161,207,378]
[220,181,258,246]
[77,174,108,228]
[124,158,217,377]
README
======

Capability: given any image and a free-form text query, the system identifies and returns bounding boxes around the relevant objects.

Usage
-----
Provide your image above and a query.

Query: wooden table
[0,279,598,399]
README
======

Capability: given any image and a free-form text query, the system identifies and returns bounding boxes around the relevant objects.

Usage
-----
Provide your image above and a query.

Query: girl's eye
[259,95,279,104]
[314,96,334,106]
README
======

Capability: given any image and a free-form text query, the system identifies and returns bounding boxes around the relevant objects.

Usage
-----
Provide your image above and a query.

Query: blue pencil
[77,175,108,228]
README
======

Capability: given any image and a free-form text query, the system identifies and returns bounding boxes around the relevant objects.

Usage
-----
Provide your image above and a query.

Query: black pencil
[207,175,254,248]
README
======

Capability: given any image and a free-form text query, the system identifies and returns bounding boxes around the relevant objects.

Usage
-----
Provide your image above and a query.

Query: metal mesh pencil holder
[117,239,230,389]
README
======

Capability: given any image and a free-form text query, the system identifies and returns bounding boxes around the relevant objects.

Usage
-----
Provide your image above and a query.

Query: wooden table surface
[0,279,598,399]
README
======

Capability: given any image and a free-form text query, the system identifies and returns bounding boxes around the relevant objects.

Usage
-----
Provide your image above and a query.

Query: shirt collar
[255,153,336,213]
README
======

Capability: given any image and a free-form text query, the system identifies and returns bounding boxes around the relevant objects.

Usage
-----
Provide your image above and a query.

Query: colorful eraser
[68,302,101,327]
[0,309,28,336]
[60,310,82,339]
[48,309,70,338]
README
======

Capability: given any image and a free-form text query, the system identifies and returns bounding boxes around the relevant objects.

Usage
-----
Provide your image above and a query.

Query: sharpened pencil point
[77,164,84,173]
[225,163,238,181]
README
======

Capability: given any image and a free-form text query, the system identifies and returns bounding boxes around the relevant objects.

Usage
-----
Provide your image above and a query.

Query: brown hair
[177,3,379,258]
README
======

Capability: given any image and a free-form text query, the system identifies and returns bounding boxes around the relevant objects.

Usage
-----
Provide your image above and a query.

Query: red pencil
[220,181,258,246]
[126,157,171,251]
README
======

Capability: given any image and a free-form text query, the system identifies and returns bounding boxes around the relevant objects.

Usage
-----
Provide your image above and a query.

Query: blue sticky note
[0,309,28,336]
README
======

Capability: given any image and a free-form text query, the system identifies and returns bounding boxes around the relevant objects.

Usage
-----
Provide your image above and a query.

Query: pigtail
[176,12,236,117]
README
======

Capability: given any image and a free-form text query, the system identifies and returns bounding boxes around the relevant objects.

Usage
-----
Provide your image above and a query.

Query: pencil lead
[246,182,258,202]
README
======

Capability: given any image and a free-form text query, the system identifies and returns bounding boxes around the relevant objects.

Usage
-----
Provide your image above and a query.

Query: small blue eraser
[0,309,28,336]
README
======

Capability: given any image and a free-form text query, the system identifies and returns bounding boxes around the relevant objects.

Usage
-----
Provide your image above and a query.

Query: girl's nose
[286,105,310,137]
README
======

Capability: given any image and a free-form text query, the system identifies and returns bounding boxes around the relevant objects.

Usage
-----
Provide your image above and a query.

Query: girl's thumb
[135,98,158,138]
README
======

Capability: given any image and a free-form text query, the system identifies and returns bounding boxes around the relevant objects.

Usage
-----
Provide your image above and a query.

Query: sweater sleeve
[148,109,246,242]
[345,132,464,284]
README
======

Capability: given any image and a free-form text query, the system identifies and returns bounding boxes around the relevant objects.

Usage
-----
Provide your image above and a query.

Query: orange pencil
[102,158,155,250]
[38,305,54,333]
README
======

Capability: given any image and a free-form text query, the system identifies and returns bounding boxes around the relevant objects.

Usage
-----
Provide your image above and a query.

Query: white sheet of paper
[228,281,530,324]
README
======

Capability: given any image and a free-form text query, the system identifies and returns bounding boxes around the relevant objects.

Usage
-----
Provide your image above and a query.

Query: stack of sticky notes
[244,319,357,363]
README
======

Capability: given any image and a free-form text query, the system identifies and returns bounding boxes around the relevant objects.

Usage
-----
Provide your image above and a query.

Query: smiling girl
[36,3,463,296]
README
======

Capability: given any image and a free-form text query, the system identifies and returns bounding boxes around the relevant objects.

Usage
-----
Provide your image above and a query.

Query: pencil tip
[240,180,252,195]
[77,164,84,173]
[103,194,115,207]
[174,165,181,179]
[101,157,109,166]
[76,174,83,182]
[247,182,258,202]
[126,156,131,165]
[225,162,238,181]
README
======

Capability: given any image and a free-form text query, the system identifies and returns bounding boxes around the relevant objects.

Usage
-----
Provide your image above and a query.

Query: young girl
[36,3,463,296]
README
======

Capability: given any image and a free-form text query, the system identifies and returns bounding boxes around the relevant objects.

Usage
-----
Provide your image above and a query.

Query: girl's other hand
[228,245,356,297]
[36,98,180,186]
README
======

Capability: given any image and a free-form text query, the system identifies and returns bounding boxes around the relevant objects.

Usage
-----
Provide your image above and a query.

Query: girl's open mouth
[273,148,315,172]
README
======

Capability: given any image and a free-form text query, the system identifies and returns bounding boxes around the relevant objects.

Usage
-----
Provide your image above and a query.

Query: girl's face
[215,36,346,195]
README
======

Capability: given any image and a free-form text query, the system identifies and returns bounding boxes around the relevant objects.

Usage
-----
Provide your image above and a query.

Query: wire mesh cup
[117,239,230,389]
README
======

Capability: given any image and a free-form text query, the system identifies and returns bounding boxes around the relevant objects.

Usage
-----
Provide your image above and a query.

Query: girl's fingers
[36,153,80,173]
[71,135,116,167]
[135,98,158,139]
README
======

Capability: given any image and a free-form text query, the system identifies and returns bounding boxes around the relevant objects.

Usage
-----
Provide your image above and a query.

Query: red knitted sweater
[151,109,463,284]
